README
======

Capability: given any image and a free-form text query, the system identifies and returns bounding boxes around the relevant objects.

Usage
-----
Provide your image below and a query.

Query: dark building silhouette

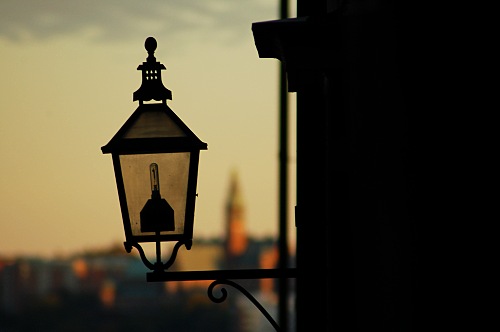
[252,1,449,331]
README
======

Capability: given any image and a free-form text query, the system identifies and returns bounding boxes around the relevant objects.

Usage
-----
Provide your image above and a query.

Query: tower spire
[225,169,248,259]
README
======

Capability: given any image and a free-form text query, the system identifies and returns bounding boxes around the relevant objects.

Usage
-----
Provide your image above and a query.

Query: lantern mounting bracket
[123,241,296,332]
[147,268,297,332]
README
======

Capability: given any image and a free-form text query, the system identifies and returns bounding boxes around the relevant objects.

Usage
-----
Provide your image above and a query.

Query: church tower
[224,169,248,262]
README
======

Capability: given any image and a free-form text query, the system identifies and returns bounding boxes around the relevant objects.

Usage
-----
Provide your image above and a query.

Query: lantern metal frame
[101,102,207,245]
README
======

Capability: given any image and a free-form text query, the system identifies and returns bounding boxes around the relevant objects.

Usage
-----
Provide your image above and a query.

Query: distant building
[225,169,248,262]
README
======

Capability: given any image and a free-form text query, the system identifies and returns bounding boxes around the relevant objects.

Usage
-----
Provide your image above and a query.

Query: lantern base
[124,240,192,273]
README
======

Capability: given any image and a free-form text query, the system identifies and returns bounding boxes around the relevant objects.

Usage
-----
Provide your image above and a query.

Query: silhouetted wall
[253,1,437,330]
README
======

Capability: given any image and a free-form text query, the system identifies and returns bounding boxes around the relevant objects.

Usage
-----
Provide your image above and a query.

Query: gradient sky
[0,0,297,257]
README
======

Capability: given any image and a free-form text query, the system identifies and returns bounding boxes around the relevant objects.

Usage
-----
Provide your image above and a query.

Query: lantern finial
[145,37,157,58]
[133,37,172,103]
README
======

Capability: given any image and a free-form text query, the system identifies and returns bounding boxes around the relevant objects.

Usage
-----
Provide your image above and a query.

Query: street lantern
[101,37,207,270]
[100,36,296,332]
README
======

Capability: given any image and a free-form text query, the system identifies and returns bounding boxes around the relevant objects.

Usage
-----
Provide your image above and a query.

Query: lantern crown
[133,37,173,103]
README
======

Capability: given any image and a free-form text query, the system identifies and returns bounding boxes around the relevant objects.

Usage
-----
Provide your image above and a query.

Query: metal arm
[123,241,296,332]
[147,268,297,332]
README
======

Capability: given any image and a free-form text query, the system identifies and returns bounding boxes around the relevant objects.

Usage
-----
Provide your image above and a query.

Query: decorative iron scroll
[208,279,281,332]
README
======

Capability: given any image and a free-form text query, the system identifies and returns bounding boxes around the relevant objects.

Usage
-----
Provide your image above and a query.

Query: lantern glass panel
[120,152,190,238]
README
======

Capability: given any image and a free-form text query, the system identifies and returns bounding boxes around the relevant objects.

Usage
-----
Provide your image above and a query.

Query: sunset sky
[0,0,297,257]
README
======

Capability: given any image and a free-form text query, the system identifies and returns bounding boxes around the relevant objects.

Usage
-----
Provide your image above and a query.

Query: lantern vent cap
[133,37,173,103]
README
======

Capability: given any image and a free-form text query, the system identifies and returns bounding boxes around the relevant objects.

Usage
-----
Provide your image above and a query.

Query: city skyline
[0,1,297,257]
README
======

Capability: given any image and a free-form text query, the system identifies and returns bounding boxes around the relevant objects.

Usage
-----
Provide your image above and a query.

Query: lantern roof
[101,103,207,154]
[133,37,172,103]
